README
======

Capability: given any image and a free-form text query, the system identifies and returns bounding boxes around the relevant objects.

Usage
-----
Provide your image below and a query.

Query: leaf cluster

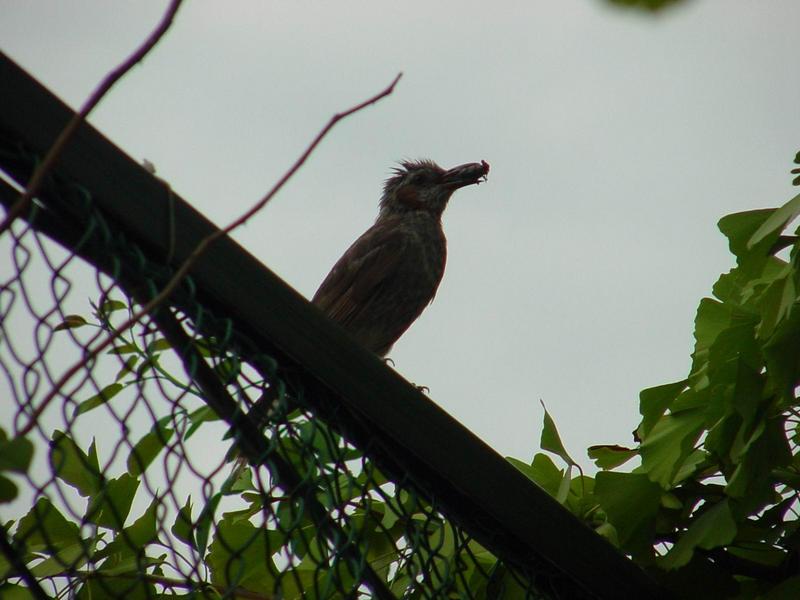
[3,302,524,599]
[518,162,800,598]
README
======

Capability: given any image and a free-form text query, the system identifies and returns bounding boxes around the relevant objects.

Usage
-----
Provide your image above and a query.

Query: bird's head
[378,159,489,219]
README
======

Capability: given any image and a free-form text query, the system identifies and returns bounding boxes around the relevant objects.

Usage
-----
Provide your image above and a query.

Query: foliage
[604,0,691,12]
[518,155,800,598]
[1,298,528,599]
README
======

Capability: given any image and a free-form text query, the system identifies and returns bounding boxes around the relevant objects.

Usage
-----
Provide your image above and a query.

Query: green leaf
[555,466,572,505]
[0,430,34,473]
[763,306,800,398]
[638,380,686,438]
[668,386,709,413]
[713,256,788,313]
[115,356,139,382]
[171,497,195,550]
[85,473,139,530]
[653,554,739,598]
[639,408,705,488]
[194,337,224,358]
[660,500,736,570]
[135,355,162,377]
[94,552,162,578]
[185,405,219,439]
[108,342,138,355]
[96,497,160,559]
[121,498,160,548]
[214,357,241,382]
[726,417,791,510]
[146,338,171,353]
[693,299,733,360]
[605,0,687,12]
[275,498,320,561]
[728,544,787,569]
[195,492,222,555]
[690,299,740,390]
[672,448,709,485]
[594,522,619,547]
[0,582,39,600]
[0,475,18,502]
[539,402,577,467]
[53,314,88,331]
[227,465,256,494]
[756,292,794,339]
[127,421,174,476]
[76,558,161,599]
[594,472,662,558]
[207,519,279,593]
[49,431,101,497]
[706,313,761,381]
[29,541,88,576]
[763,575,800,599]
[74,383,124,417]
[587,445,637,470]
[749,192,800,249]
[719,209,776,259]
[660,493,682,510]
[13,497,81,553]
[727,361,765,439]
[296,419,339,465]
[507,454,562,498]
[99,299,127,315]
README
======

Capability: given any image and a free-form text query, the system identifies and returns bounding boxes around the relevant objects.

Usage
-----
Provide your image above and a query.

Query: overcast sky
[2,0,799,467]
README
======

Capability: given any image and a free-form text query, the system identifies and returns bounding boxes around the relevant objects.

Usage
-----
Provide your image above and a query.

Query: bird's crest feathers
[383,159,443,193]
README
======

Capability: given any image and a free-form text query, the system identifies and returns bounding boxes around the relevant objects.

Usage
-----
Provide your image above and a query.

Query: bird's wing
[312,219,407,332]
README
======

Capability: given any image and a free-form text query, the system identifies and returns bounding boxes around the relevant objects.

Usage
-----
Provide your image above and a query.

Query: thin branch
[0,0,184,236]
[18,73,402,436]
[226,72,402,231]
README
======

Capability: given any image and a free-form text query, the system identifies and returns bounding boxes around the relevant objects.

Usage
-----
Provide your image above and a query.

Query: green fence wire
[0,146,584,600]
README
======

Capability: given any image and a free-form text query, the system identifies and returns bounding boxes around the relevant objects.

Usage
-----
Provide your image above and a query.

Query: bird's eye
[409,172,428,185]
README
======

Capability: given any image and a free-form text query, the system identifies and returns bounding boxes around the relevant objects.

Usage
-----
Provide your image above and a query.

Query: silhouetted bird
[313,158,490,356]
[231,159,489,451]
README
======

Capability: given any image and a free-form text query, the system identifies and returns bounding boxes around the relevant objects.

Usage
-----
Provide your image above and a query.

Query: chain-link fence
[1,53,666,600]
[0,156,569,600]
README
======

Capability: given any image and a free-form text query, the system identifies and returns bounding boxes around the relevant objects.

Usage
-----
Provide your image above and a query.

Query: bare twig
[225,72,402,231]
[19,73,402,436]
[0,0,184,236]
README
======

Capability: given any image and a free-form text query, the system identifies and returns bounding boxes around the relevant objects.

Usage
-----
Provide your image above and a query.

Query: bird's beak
[442,160,490,190]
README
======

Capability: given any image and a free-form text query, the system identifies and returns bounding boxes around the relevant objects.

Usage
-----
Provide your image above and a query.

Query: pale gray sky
[2,0,799,466]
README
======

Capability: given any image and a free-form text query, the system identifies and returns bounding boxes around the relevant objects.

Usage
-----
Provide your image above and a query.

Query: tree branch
[19,73,402,436]
[0,0,184,236]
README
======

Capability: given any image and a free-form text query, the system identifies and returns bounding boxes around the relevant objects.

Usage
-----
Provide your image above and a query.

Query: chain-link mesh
[0,142,587,600]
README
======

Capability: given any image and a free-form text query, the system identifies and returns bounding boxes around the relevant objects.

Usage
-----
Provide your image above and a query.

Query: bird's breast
[394,213,447,296]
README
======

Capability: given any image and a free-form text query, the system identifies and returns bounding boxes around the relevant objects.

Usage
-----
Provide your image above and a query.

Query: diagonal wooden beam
[0,51,671,599]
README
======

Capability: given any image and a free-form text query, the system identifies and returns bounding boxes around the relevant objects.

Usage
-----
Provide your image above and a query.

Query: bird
[230,159,489,451]
[312,158,490,357]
